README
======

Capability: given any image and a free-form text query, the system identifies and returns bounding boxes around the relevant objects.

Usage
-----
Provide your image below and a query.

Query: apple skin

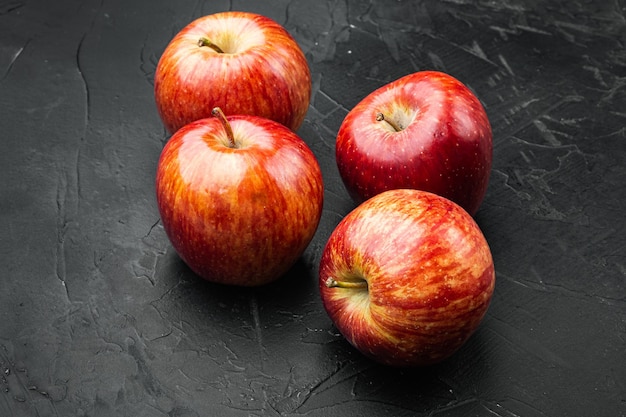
[156,113,323,286]
[154,11,311,133]
[335,71,492,216]
[319,189,495,367]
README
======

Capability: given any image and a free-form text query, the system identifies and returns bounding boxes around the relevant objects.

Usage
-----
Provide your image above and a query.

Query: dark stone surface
[1,0,624,415]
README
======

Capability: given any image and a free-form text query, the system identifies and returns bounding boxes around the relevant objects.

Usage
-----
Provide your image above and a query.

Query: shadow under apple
[306,318,497,414]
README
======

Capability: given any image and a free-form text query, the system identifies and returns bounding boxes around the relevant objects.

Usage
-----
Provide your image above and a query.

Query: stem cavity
[198,37,225,54]
[212,107,236,148]
[376,112,403,132]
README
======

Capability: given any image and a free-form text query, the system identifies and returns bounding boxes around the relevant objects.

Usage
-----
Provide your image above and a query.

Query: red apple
[319,189,495,367]
[156,108,323,286]
[154,11,311,133]
[335,71,492,216]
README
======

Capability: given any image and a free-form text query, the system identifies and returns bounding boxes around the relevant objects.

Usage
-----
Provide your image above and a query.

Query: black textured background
[1,1,625,416]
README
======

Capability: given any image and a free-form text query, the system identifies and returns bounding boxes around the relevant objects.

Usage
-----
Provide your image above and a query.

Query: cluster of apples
[153,12,495,367]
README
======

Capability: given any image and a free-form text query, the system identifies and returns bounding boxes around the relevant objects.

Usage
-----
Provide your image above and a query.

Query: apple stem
[198,37,225,54]
[376,112,402,132]
[325,277,368,290]
[212,107,236,148]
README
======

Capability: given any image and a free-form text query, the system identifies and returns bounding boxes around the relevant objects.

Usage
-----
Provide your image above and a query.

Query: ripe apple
[319,189,495,367]
[154,11,311,133]
[335,71,492,216]
[156,108,323,286]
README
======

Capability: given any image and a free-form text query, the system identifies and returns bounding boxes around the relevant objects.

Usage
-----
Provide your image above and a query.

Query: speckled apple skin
[336,71,492,216]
